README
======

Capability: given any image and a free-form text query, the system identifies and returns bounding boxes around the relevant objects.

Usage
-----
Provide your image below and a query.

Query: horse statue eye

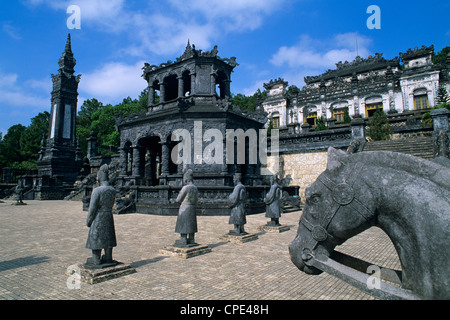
[311,195,320,204]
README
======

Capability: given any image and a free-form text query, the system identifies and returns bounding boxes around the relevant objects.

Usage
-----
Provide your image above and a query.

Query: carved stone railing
[273,109,437,153]
[2,167,38,184]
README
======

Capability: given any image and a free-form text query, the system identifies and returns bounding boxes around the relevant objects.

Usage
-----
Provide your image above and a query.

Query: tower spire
[59,33,76,73]
[65,33,72,53]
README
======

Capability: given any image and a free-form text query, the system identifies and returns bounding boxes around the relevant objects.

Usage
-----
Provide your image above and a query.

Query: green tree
[137,88,150,109]
[422,86,450,126]
[367,107,392,141]
[20,112,50,167]
[343,108,352,124]
[231,93,256,111]
[314,117,329,131]
[231,89,267,112]
[267,118,273,135]
[437,85,450,105]
[76,92,149,156]
[76,98,105,156]
[432,46,450,66]
[77,98,104,128]
[0,124,27,168]
[286,85,300,96]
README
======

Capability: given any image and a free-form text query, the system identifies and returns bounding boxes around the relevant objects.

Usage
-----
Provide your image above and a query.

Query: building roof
[304,53,400,84]
[399,45,434,61]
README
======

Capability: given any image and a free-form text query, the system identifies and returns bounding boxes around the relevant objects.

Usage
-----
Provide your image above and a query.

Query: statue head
[97,164,109,184]
[183,169,193,185]
[233,173,242,185]
[270,174,278,185]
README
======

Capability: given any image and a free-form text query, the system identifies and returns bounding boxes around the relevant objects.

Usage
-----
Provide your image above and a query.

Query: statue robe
[86,185,117,250]
[264,182,282,219]
[175,183,198,234]
[228,182,247,225]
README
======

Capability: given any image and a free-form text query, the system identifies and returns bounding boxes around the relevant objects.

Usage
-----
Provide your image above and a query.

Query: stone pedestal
[220,231,258,243]
[159,243,211,259]
[67,261,136,285]
[259,224,290,233]
[11,202,27,206]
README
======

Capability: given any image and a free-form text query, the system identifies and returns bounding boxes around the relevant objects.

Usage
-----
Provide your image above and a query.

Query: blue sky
[0,0,449,135]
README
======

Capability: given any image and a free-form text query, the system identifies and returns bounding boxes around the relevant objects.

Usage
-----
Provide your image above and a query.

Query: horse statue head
[289,147,450,299]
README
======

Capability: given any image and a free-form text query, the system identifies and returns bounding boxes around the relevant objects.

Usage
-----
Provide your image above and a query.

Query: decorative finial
[65,33,72,53]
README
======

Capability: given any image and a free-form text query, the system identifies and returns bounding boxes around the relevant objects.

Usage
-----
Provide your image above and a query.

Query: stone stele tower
[37,34,82,191]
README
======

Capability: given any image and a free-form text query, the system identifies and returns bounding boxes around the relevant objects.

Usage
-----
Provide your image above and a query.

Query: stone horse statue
[289,147,450,300]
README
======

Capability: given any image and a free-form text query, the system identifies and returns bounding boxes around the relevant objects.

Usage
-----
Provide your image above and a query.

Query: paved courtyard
[0,200,401,301]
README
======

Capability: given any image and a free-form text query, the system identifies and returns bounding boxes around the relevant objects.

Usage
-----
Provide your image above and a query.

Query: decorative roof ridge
[304,53,400,84]
[263,77,288,89]
[142,42,239,78]
[399,45,434,61]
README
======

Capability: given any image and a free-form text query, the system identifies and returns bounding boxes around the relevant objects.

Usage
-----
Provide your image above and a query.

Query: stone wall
[267,149,328,199]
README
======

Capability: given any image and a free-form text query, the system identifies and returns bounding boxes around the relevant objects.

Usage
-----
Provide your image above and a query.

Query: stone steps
[363,137,434,160]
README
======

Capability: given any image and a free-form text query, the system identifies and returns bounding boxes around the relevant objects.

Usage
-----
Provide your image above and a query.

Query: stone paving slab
[0,200,401,300]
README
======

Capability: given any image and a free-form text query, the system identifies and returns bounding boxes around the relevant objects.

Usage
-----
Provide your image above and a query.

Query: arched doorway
[138,136,162,186]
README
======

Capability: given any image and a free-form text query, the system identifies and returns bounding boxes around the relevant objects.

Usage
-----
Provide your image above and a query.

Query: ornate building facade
[112,43,300,215]
[262,45,450,130]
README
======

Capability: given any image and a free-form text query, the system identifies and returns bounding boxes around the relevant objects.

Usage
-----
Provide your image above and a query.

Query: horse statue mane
[290,147,450,300]
[330,148,450,190]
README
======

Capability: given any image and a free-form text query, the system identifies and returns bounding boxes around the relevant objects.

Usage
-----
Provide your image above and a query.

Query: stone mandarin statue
[85,164,117,266]
[228,173,247,234]
[175,169,198,245]
[15,179,26,205]
[264,174,283,226]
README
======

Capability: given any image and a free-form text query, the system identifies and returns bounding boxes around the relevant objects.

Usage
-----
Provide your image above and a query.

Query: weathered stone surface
[289,147,450,300]
[220,232,258,243]
[67,262,136,285]
[268,151,327,199]
[159,244,211,259]
[259,225,290,233]
[112,44,282,216]
[85,164,118,267]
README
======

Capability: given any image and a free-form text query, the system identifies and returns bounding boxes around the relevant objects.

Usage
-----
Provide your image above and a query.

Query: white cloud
[24,0,127,31]
[230,32,374,93]
[2,22,22,40]
[79,61,148,104]
[0,71,50,130]
[126,12,216,57]
[0,71,48,109]
[25,78,52,93]
[270,32,373,70]
[0,72,18,87]
[241,79,269,96]
[24,0,125,19]
[26,0,289,57]
[168,0,286,32]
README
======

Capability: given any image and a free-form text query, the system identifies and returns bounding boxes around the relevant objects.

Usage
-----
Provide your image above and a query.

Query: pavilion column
[190,73,196,95]
[211,73,216,95]
[159,142,170,185]
[119,147,127,176]
[160,82,166,103]
[224,80,231,98]
[148,85,155,106]
[177,76,184,98]
[145,149,154,186]
[160,142,170,175]
[132,145,142,177]
[221,138,228,174]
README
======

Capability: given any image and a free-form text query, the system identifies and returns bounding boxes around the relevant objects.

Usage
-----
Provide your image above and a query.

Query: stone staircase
[362,136,434,160]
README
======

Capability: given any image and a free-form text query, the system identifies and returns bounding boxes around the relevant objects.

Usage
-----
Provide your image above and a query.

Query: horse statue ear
[327,147,348,171]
